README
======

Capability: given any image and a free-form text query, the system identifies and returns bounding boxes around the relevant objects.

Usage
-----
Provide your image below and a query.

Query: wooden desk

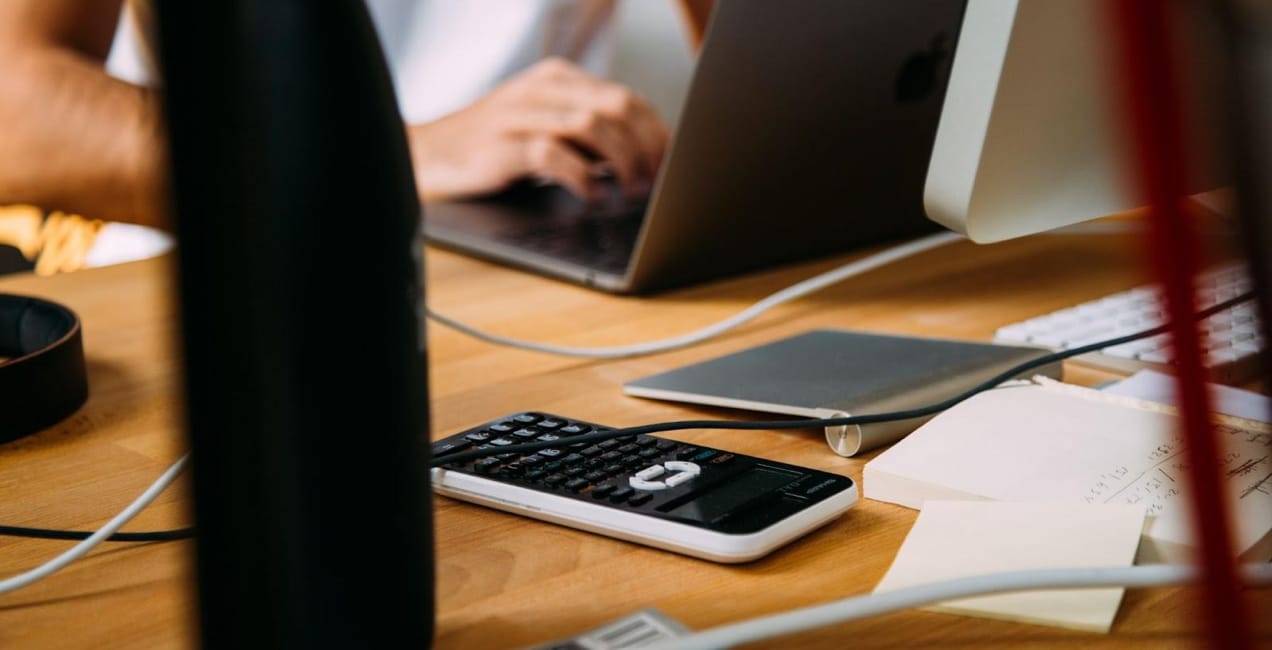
[1,228,1269,648]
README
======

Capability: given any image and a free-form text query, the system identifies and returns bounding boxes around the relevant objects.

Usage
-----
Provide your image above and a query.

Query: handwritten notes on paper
[863,379,1272,563]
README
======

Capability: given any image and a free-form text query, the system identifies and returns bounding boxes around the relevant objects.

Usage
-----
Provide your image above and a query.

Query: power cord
[0,454,189,595]
[0,223,1148,543]
[425,220,1150,360]
[425,231,966,359]
[0,525,193,542]
[430,290,1257,467]
[641,563,1272,650]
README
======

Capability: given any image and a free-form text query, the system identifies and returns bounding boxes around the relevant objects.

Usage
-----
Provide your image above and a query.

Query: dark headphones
[0,294,89,443]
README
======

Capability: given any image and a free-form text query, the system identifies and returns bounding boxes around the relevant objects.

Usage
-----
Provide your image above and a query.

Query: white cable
[0,454,190,595]
[427,231,966,358]
[644,563,1272,650]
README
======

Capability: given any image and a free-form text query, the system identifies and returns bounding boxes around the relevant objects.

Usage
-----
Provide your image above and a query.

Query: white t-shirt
[106,0,618,124]
[97,0,618,268]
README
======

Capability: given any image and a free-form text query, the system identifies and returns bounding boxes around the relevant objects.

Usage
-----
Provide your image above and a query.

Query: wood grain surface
[1,222,1268,649]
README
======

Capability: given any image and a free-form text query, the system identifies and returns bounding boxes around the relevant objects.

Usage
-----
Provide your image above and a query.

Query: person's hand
[407,57,670,203]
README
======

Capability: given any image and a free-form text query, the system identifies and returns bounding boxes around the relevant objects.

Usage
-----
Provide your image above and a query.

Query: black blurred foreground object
[154,2,434,647]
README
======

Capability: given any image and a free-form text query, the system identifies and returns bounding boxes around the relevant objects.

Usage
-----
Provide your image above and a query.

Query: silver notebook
[623,329,1061,456]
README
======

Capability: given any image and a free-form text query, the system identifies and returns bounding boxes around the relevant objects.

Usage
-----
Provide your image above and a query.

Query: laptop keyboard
[498,205,644,275]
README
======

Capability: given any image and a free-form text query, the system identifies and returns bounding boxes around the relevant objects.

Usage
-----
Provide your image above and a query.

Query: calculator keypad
[432,413,734,509]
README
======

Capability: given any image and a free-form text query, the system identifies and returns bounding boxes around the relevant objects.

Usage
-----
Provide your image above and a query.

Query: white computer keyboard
[993,263,1265,383]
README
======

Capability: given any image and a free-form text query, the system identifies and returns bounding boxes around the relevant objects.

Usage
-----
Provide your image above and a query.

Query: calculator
[430,412,858,563]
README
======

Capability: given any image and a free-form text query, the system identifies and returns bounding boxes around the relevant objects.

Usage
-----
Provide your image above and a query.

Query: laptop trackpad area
[423,183,645,277]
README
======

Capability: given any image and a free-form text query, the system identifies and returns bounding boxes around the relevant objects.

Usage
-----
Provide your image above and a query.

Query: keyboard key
[628,493,653,506]
[992,262,1263,382]
[432,439,473,456]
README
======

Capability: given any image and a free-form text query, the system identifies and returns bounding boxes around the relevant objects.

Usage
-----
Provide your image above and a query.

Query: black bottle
[154,2,434,647]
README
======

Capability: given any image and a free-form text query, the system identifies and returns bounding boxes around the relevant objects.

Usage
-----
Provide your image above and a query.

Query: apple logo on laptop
[895,34,950,103]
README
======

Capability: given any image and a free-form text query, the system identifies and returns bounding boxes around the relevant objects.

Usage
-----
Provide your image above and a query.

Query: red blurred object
[1108,1,1252,648]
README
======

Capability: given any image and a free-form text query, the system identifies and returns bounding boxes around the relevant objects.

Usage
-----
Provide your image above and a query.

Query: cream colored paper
[863,379,1272,563]
[874,500,1147,632]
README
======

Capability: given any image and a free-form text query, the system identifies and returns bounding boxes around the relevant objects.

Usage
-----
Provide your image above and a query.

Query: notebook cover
[623,329,1059,456]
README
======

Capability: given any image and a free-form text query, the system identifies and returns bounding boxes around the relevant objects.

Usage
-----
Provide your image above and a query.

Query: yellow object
[0,205,104,275]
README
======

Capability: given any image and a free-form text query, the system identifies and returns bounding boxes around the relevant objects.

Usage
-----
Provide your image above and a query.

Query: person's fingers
[519,136,593,200]
[589,82,669,181]
[507,105,643,194]
[521,85,660,192]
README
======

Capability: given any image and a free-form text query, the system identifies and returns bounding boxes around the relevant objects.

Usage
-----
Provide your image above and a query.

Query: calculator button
[537,418,565,430]
[599,451,622,463]
[536,434,561,442]
[621,455,644,468]
[564,478,589,492]
[617,444,639,454]
[628,493,653,506]
[580,446,603,457]
[474,458,502,474]
[520,456,543,466]
[464,432,492,443]
[591,483,616,499]
[634,437,658,447]
[609,487,634,501]
[513,413,542,424]
[584,470,608,483]
[511,428,539,439]
[543,474,566,486]
[691,450,719,463]
[616,435,637,443]
[598,440,621,450]
[638,448,661,460]
[489,438,516,446]
[564,466,586,477]
[665,472,695,488]
[635,465,665,480]
[538,448,564,458]
[561,453,585,465]
[676,447,700,460]
[524,470,546,481]
[543,461,564,472]
[560,424,592,435]
[708,453,735,465]
[489,422,515,433]
[629,477,668,491]
[664,461,701,476]
[501,462,524,475]
[432,439,472,456]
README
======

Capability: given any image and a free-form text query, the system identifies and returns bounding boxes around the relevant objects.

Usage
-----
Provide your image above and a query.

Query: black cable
[3,291,1257,541]
[431,291,1259,467]
[0,525,195,542]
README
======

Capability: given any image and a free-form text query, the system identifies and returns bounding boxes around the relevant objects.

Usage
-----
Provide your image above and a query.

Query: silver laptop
[422,0,967,294]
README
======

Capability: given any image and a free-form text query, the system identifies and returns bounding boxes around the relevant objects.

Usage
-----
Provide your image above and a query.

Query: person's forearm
[0,44,165,228]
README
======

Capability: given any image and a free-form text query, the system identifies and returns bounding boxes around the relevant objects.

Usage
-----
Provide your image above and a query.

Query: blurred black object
[154,2,434,647]
[1214,1,1272,367]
